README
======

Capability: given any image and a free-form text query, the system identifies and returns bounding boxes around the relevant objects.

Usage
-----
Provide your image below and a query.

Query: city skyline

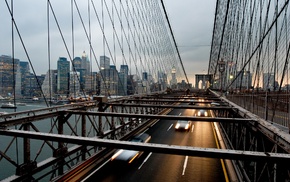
[0,54,185,98]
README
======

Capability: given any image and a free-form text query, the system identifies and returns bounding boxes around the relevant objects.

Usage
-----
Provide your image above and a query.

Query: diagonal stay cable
[160,0,190,88]
[4,0,49,107]
[226,0,290,90]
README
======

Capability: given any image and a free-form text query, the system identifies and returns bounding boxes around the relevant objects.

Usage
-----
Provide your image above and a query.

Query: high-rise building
[70,71,80,97]
[99,69,110,96]
[158,71,168,91]
[82,51,91,91]
[263,73,277,91]
[19,61,30,96]
[108,65,118,95]
[99,56,110,95]
[15,65,22,98]
[82,51,90,75]
[100,56,110,70]
[72,51,91,91]
[0,55,20,96]
[142,72,148,81]
[119,65,128,96]
[24,73,45,97]
[57,57,70,95]
[140,72,150,94]
[87,71,99,95]
[127,75,135,95]
[170,66,177,88]
[42,69,57,98]
[72,57,82,70]
[236,71,252,89]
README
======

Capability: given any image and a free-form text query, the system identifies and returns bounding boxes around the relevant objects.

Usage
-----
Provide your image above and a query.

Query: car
[175,120,192,131]
[198,98,205,102]
[110,133,151,164]
[210,102,220,106]
[197,109,208,117]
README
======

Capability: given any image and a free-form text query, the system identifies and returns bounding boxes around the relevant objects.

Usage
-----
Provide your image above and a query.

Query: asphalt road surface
[85,107,226,182]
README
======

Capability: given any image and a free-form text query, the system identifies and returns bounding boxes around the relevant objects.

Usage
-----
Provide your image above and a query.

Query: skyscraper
[72,51,91,91]
[99,56,110,95]
[0,55,20,96]
[100,56,110,70]
[142,72,148,81]
[82,51,90,75]
[82,51,92,91]
[72,57,82,70]
[170,66,177,88]
[42,69,57,98]
[108,65,119,95]
[70,71,80,97]
[263,73,276,91]
[119,65,128,95]
[57,57,70,95]
[158,71,168,91]
[19,61,30,96]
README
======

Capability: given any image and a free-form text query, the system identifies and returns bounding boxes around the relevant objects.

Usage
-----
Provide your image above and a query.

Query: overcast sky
[0,0,216,85]
[164,0,216,84]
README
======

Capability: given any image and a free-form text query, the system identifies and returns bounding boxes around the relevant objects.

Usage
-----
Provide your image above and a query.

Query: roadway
[84,106,227,182]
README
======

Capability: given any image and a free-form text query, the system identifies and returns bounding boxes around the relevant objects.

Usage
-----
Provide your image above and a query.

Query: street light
[218,59,226,93]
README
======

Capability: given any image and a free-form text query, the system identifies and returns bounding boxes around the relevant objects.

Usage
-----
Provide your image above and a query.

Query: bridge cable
[47,1,87,101]
[9,0,20,165]
[226,0,290,90]
[4,0,50,107]
[159,0,189,88]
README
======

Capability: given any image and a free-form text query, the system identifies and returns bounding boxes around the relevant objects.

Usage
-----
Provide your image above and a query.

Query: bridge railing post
[15,123,37,179]
[81,114,86,161]
[54,113,68,176]
[95,96,108,137]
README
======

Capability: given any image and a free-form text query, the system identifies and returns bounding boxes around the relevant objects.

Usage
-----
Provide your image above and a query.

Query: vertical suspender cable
[11,0,16,112]
[88,0,93,94]
[71,0,75,98]
[10,0,19,166]
[47,0,52,106]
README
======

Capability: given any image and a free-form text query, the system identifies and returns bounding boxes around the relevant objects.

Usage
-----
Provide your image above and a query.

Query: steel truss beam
[108,103,231,110]
[0,129,289,163]
[0,110,251,128]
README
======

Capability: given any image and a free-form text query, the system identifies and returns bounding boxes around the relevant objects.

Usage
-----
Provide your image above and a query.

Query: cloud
[163,0,216,84]
[0,0,216,86]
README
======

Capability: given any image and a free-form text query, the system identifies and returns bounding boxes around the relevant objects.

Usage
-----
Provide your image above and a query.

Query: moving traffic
[84,101,227,182]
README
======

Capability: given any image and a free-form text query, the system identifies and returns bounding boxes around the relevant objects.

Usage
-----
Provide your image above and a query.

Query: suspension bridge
[0,0,290,181]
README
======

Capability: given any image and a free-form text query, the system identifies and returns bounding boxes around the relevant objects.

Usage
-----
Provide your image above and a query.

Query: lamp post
[218,59,226,94]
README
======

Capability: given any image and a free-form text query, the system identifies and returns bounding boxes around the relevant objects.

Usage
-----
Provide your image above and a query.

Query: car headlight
[205,112,208,116]
[185,124,189,130]
[175,123,180,129]
[197,111,200,116]
[111,149,124,161]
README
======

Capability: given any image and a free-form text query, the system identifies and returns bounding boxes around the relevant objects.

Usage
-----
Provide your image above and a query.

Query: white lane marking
[80,159,111,182]
[179,113,182,116]
[182,156,189,175]
[191,124,194,132]
[150,121,158,127]
[138,152,152,170]
[167,124,173,131]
